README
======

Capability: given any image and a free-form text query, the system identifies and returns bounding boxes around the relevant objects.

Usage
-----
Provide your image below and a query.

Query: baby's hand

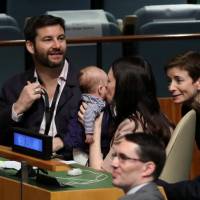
[85,134,94,144]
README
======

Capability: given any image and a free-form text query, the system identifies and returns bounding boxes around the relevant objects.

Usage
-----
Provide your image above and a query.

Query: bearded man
[0,15,81,159]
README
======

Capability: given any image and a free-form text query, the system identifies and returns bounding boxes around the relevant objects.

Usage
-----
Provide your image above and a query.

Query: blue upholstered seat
[104,0,187,19]
[0,14,25,87]
[6,0,91,30]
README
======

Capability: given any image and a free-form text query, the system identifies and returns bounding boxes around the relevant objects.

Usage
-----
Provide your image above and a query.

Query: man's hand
[13,81,43,115]
[52,137,64,152]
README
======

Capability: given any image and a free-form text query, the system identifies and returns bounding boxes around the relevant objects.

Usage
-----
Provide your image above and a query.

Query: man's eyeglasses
[111,152,144,163]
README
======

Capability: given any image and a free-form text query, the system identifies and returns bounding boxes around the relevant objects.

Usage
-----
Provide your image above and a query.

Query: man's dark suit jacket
[0,65,81,159]
[157,176,200,200]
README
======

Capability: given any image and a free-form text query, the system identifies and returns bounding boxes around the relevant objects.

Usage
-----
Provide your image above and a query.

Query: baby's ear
[98,85,103,93]
[98,85,104,96]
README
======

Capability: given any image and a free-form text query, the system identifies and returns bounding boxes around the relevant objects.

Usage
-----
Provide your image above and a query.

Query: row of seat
[0,0,189,30]
[1,4,200,96]
[133,4,200,96]
[103,0,187,19]
[0,13,24,87]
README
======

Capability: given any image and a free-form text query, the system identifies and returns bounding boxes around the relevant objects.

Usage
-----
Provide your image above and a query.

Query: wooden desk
[0,145,70,171]
[0,145,124,200]
[0,176,123,200]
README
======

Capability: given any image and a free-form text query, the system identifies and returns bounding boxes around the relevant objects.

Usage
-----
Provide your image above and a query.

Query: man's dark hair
[125,133,166,179]
[24,15,65,42]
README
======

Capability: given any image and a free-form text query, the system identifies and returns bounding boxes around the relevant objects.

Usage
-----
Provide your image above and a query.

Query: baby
[78,66,108,144]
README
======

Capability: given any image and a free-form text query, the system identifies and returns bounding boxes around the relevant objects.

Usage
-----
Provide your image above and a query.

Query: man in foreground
[111,133,166,200]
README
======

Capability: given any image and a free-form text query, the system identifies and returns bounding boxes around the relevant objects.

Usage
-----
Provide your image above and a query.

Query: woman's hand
[94,112,104,131]
[78,102,88,125]
[89,112,104,170]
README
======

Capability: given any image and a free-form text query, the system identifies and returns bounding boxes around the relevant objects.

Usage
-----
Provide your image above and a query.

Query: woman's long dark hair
[111,56,172,146]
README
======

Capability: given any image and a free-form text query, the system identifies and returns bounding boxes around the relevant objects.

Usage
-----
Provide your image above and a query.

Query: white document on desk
[59,160,77,165]
[0,161,21,170]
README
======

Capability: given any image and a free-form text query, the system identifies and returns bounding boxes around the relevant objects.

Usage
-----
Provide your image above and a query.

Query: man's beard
[34,49,66,69]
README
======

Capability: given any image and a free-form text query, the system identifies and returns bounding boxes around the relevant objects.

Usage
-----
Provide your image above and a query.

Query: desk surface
[0,162,124,200]
[0,145,70,171]
[0,163,116,190]
[0,145,124,200]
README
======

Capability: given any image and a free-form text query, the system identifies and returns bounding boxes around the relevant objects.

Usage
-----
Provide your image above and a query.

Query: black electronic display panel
[12,128,52,160]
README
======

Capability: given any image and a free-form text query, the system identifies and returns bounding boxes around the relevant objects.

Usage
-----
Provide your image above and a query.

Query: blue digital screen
[14,132,43,152]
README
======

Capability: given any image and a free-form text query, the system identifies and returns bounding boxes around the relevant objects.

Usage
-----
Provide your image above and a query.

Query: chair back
[134,4,200,96]
[159,109,196,183]
[6,0,91,30]
[104,0,187,19]
[0,14,25,87]
[47,10,122,72]
[157,186,168,200]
